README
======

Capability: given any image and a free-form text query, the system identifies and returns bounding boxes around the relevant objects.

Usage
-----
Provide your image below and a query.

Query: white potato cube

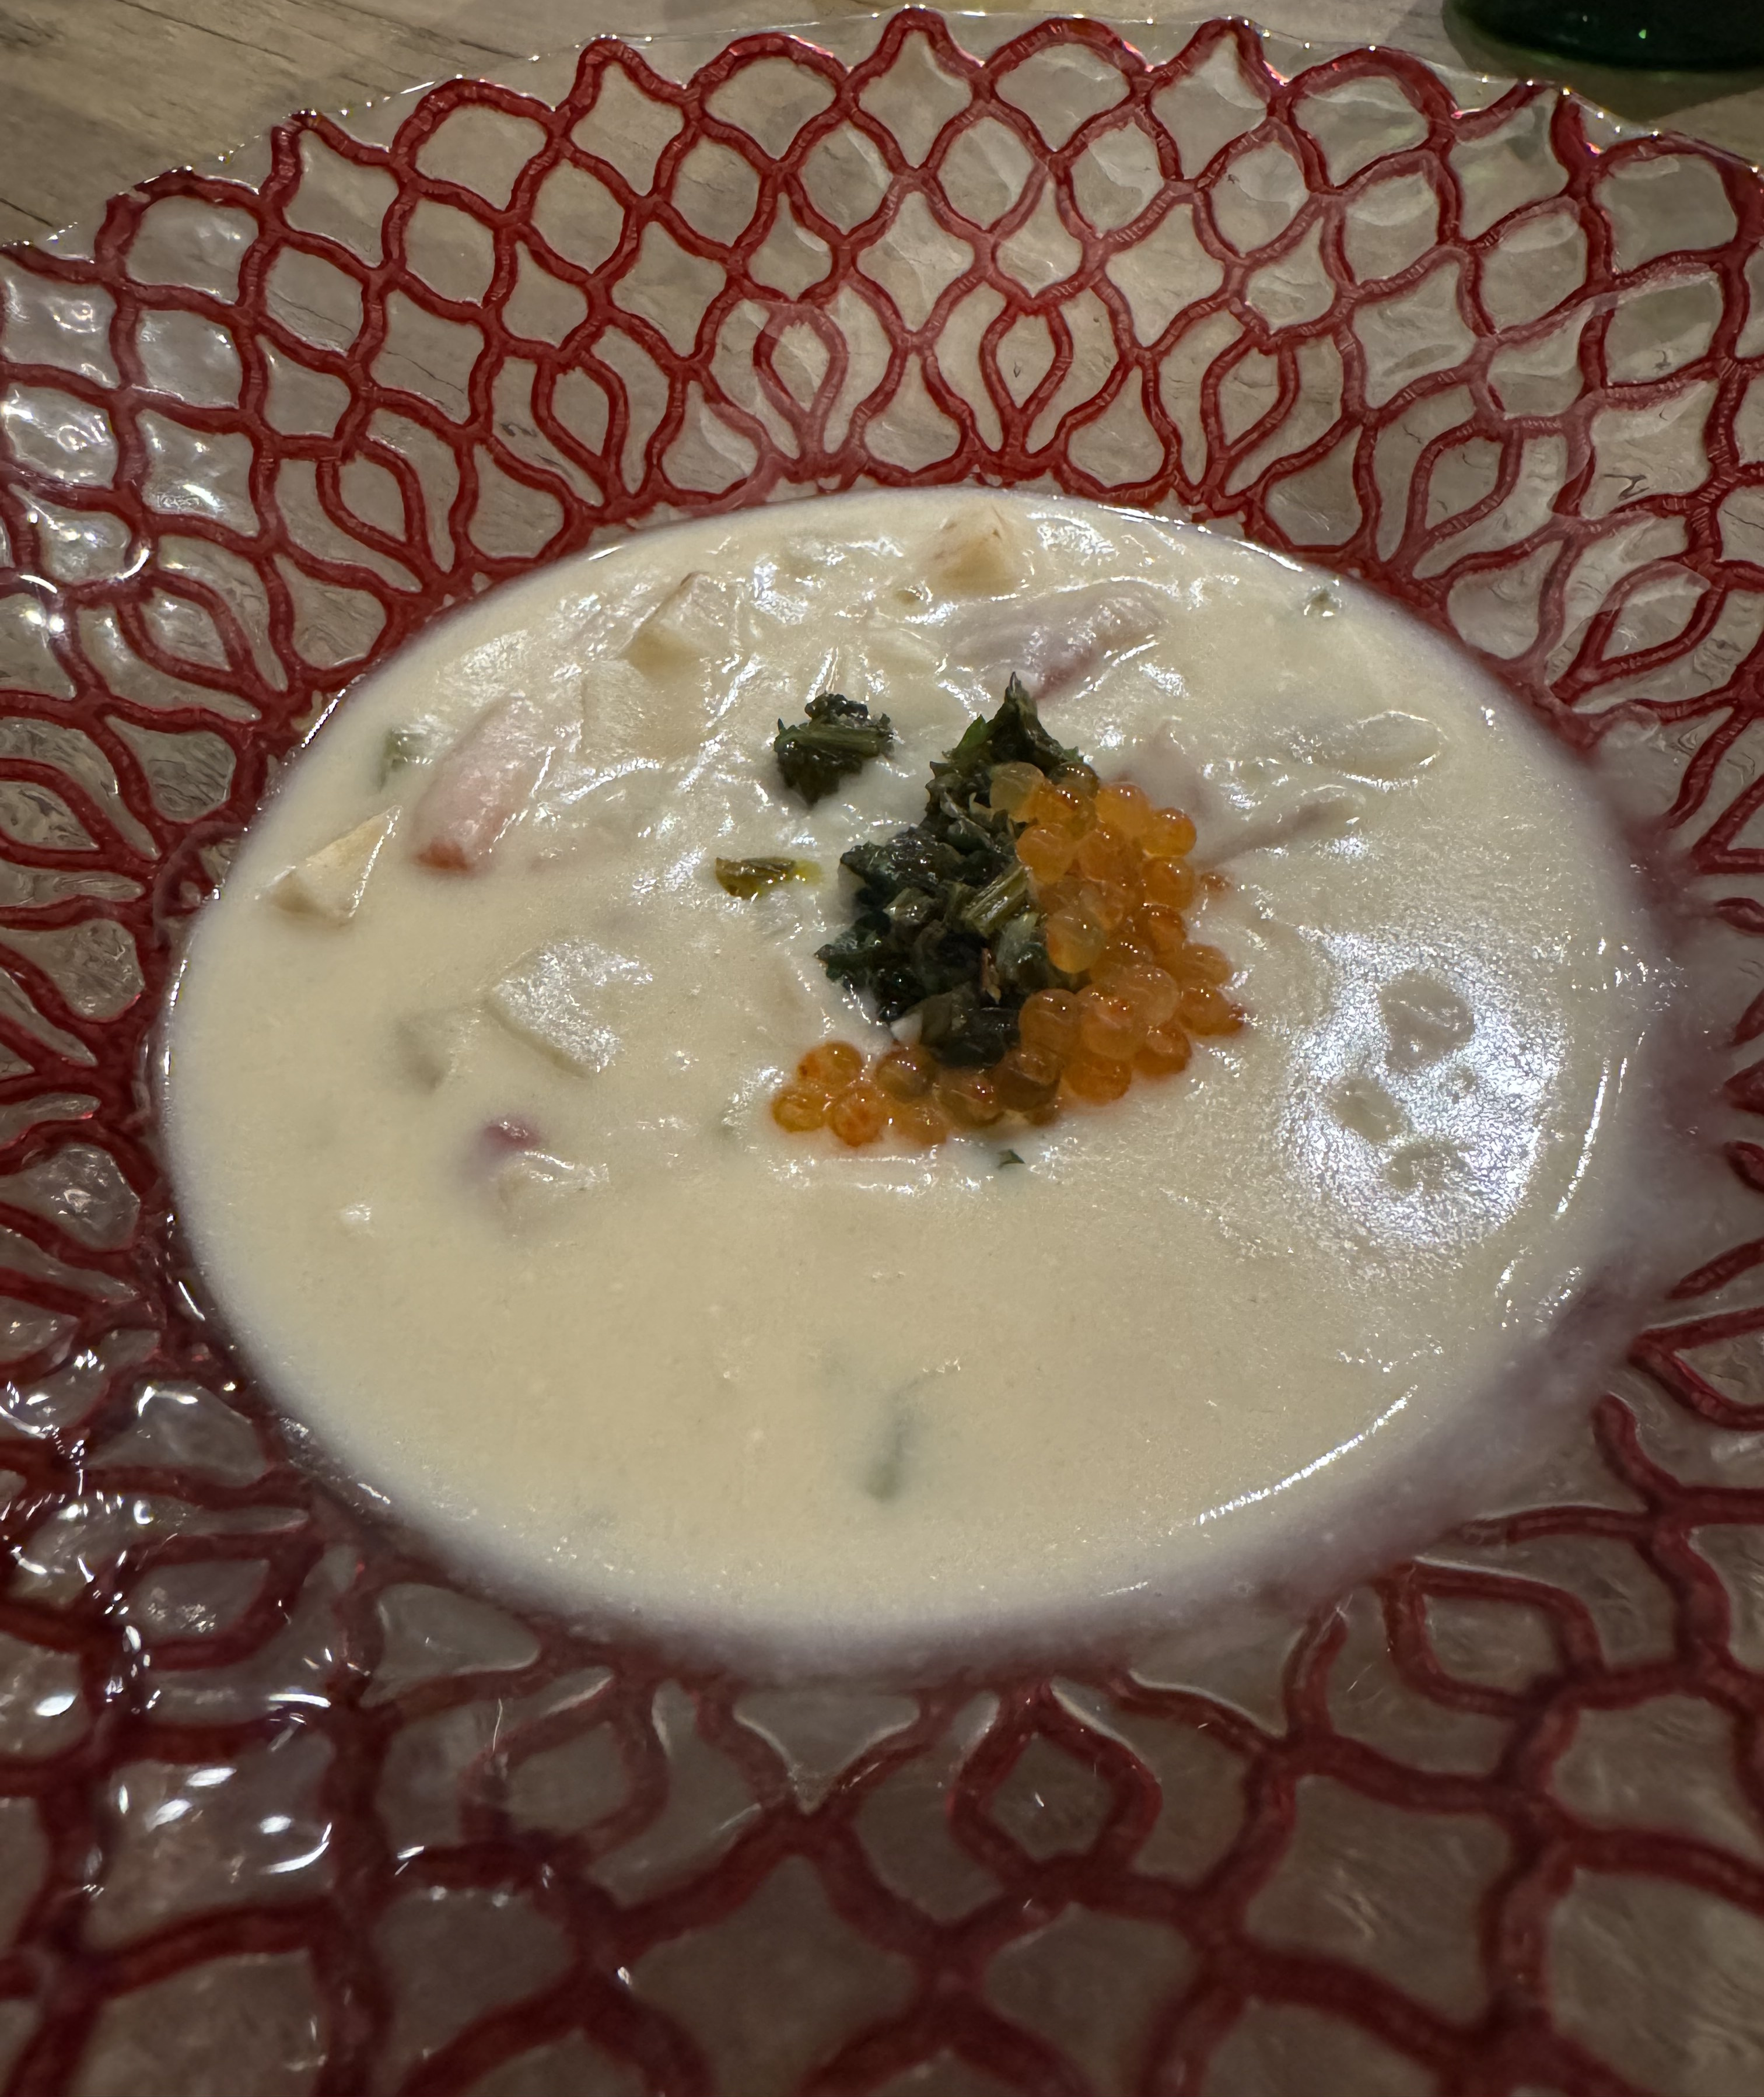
[928,503,1028,597]
[270,810,397,926]
[485,936,649,1075]
[624,572,729,677]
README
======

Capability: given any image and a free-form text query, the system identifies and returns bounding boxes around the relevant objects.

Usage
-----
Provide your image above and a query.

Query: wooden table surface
[1,0,1762,248]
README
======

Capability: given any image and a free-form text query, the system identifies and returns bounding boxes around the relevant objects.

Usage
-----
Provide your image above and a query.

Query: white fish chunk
[859,616,941,682]
[1217,782,1362,858]
[1199,755,1362,860]
[491,1149,608,1229]
[411,695,554,873]
[270,810,397,926]
[950,580,1166,697]
[853,617,949,731]
[1193,716,1435,864]
[624,572,730,677]
[485,936,649,1076]
[1309,711,1444,783]
[396,1005,481,1089]
[928,502,1028,597]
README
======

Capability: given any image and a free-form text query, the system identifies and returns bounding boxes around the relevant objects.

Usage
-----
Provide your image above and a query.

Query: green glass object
[1455,0,1764,69]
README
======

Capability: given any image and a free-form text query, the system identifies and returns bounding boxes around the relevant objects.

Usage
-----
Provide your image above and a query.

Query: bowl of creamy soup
[5,12,1763,2092]
[162,486,1680,1670]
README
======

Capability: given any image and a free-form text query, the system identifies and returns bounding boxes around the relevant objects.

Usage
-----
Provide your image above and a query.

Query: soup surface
[163,491,1667,1661]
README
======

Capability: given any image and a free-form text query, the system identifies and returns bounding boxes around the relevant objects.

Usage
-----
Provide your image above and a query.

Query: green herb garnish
[997,1149,1025,1170]
[816,676,1088,1067]
[715,855,819,899]
[775,693,894,804]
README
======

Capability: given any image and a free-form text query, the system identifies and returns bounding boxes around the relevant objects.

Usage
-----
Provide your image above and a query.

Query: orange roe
[771,768,1243,1146]
[986,762,1045,819]
[1074,877,1133,934]
[1137,1025,1193,1078]
[798,1040,863,1091]
[1029,778,1094,835]
[1019,988,1082,1060]
[892,1097,952,1146]
[936,1066,1003,1129]
[1073,825,1138,889]
[1076,985,1143,1064]
[1143,857,1198,910]
[1104,926,1154,967]
[827,1078,889,1146]
[1045,905,1107,976]
[1016,824,1077,884]
[874,1043,935,1100]
[1101,965,1180,1034]
[994,1044,1063,1112]
[1094,779,1152,838]
[771,1086,828,1132]
[1064,1054,1133,1104]
[1141,807,1198,858]
[1172,941,1231,987]
[1178,985,1244,1037]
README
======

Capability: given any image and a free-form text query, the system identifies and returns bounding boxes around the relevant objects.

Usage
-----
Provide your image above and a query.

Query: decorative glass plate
[3,9,1764,2092]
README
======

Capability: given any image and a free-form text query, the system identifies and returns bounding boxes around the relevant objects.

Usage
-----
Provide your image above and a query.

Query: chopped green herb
[379,723,435,785]
[996,1149,1025,1170]
[816,675,1087,1067]
[930,673,1087,800]
[715,855,819,899]
[775,692,894,804]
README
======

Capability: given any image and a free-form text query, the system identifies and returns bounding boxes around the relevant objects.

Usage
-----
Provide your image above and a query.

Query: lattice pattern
[3,11,1764,2093]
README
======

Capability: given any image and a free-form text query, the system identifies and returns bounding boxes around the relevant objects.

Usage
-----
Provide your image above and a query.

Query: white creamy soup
[163,491,1668,1664]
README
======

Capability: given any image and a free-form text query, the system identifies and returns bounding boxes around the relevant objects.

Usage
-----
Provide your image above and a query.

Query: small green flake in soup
[713,856,820,899]
[379,722,438,784]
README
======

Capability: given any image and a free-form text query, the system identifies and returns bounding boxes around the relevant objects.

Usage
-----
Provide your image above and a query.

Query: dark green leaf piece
[774,692,894,804]
[816,675,1087,1067]
[715,856,818,899]
[929,673,1087,800]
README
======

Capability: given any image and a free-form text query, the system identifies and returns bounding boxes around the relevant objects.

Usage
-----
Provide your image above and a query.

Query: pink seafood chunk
[479,1116,542,1157]
[411,695,554,872]
[953,580,1167,698]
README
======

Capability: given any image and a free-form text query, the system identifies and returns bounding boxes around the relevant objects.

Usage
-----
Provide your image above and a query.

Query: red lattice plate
[4,11,1764,2094]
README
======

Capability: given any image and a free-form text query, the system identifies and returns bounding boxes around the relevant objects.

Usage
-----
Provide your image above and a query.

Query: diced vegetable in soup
[410,694,555,872]
[162,490,1671,1665]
